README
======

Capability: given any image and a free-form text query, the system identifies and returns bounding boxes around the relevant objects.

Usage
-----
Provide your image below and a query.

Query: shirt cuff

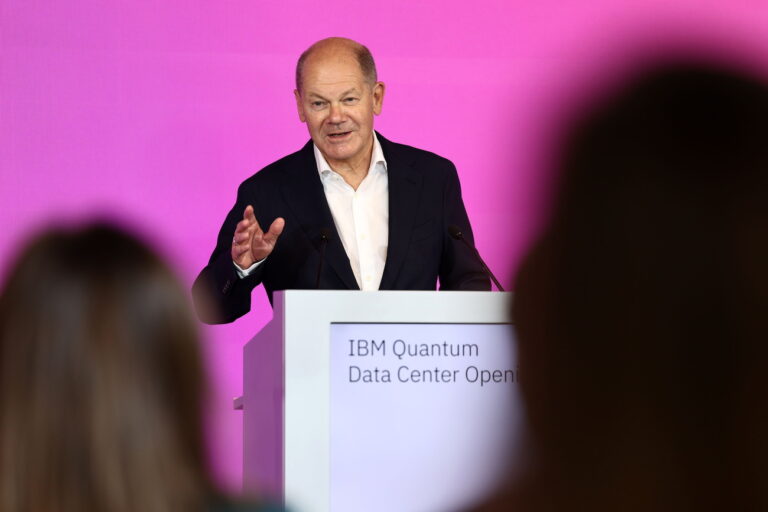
[233,258,265,278]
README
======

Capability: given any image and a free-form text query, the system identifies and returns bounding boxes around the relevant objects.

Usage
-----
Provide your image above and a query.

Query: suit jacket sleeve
[192,181,265,324]
[438,162,492,291]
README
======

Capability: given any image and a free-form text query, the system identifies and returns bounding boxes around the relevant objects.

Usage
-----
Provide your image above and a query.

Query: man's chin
[325,152,352,164]
[320,144,356,161]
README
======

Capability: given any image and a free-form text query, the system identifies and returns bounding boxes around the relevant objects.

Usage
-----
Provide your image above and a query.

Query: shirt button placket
[355,193,371,290]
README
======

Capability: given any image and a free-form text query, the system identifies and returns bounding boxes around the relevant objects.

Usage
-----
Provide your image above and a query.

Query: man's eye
[311,101,326,108]
[343,97,359,104]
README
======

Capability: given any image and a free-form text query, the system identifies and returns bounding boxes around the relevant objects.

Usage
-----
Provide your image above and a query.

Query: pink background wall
[3,0,768,491]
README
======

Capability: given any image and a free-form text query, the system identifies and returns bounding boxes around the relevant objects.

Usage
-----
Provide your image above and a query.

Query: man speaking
[193,37,489,324]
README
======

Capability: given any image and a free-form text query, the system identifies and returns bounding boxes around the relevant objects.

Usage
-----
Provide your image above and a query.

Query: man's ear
[294,89,306,122]
[372,81,385,116]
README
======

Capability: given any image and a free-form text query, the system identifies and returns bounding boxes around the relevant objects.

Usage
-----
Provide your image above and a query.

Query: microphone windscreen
[448,225,463,240]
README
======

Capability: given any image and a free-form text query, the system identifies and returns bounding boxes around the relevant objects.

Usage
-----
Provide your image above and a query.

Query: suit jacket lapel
[378,133,423,290]
[280,141,359,290]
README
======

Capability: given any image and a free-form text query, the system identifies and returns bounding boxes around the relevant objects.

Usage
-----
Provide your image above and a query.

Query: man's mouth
[327,131,352,140]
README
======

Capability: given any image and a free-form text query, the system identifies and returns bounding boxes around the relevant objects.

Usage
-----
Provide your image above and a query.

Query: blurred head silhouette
[508,60,768,511]
[0,224,210,512]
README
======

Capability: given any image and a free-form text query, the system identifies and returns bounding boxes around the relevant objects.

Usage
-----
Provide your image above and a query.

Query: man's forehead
[306,85,361,99]
[302,64,367,95]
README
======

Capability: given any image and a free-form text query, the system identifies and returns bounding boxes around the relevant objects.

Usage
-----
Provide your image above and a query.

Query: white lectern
[240,290,522,512]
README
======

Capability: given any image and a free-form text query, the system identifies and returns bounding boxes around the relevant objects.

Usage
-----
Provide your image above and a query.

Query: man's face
[294,50,384,168]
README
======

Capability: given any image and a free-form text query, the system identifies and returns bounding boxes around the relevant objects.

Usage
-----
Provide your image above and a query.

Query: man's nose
[328,102,345,123]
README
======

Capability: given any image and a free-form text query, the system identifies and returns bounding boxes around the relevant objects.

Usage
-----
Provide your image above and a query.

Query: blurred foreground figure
[480,62,768,511]
[0,225,281,512]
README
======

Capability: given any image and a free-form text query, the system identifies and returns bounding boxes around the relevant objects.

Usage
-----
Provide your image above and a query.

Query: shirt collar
[313,132,387,179]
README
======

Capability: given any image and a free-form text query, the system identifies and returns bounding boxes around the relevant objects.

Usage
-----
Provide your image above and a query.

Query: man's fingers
[235,218,251,234]
[234,231,250,244]
[236,219,261,233]
[262,217,285,244]
[243,205,257,223]
[233,245,251,258]
[271,217,286,236]
[234,208,262,243]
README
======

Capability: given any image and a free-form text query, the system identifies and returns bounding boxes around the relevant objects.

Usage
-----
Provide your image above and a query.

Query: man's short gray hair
[295,37,378,93]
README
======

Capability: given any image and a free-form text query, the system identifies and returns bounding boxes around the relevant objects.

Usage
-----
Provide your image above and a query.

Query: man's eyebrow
[306,92,330,101]
[307,89,359,100]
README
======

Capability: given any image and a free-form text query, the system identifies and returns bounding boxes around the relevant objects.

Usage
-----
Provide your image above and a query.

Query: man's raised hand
[231,205,285,269]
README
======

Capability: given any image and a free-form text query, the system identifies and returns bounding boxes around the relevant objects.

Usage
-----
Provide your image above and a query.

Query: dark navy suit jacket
[192,133,490,324]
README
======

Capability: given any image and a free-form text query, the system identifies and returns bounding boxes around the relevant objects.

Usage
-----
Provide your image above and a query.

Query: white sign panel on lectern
[330,323,521,512]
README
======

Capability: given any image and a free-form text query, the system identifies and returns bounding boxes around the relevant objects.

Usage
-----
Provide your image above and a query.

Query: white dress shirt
[236,132,389,291]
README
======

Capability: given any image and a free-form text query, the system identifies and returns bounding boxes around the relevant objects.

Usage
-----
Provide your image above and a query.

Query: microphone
[315,228,332,289]
[448,225,504,291]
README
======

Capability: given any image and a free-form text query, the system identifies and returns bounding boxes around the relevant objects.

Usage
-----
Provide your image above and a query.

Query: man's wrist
[233,258,264,278]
